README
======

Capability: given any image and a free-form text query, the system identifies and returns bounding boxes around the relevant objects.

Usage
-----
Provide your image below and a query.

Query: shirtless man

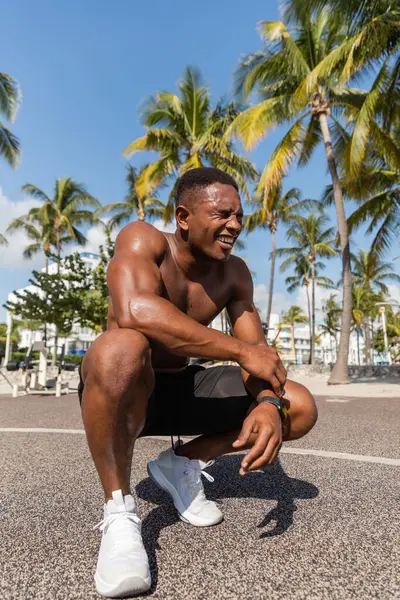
[79,167,318,598]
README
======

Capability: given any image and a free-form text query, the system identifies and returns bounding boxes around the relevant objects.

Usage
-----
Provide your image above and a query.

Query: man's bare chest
[159,259,232,325]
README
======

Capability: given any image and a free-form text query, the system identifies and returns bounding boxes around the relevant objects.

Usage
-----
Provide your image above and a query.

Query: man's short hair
[175,167,239,208]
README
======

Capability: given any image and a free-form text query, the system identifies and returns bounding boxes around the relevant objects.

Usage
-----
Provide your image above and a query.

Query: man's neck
[171,230,215,278]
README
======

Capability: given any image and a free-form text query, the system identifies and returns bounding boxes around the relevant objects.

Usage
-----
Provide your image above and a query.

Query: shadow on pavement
[136,455,318,593]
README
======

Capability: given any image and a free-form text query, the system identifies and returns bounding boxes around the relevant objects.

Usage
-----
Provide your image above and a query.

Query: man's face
[184,183,243,261]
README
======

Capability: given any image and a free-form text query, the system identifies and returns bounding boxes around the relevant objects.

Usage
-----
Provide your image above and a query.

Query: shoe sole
[147,461,223,527]
[95,572,151,598]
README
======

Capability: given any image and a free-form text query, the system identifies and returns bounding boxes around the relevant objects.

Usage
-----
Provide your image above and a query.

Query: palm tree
[284,256,313,347]
[280,305,308,363]
[123,66,258,217]
[324,160,400,258]
[6,214,55,273]
[0,72,21,168]
[0,233,8,246]
[96,165,166,229]
[351,249,400,364]
[277,214,337,364]
[352,249,400,294]
[320,293,341,363]
[244,184,316,331]
[7,178,99,363]
[284,256,335,363]
[20,178,100,265]
[227,9,363,381]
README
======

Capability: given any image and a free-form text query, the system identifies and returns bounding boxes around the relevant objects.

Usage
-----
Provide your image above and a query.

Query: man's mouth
[216,235,236,250]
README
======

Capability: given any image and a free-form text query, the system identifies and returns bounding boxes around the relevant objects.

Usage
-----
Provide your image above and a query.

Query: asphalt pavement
[0,392,399,600]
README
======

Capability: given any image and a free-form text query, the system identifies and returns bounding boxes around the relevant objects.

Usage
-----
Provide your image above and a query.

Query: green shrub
[11,351,40,361]
[63,354,83,365]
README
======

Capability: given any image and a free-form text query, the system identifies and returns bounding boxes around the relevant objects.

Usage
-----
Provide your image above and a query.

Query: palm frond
[0,72,21,122]
[0,122,20,168]
[257,117,307,205]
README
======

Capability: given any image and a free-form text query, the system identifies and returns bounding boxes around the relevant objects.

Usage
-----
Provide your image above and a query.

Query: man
[79,167,317,598]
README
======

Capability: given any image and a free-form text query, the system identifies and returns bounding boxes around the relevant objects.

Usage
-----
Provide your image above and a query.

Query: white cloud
[153,219,176,234]
[387,284,400,308]
[254,284,292,319]
[0,189,42,269]
[294,285,339,321]
[69,220,117,255]
[69,218,176,256]
[254,282,341,324]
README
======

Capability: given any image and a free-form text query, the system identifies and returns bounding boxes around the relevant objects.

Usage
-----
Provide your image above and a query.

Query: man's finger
[232,416,255,448]
[270,375,283,397]
[241,427,271,471]
[277,362,287,385]
[246,435,281,471]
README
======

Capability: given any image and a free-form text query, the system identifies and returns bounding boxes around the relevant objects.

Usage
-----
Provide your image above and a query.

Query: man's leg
[81,328,155,500]
[175,379,318,463]
[81,328,154,597]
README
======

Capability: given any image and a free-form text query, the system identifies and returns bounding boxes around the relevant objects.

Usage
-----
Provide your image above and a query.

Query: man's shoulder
[226,255,253,296]
[115,221,169,256]
[227,255,251,278]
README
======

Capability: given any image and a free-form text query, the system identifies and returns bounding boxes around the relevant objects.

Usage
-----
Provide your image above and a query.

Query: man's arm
[108,223,285,395]
[227,257,287,474]
[226,257,286,400]
[107,221,243,362]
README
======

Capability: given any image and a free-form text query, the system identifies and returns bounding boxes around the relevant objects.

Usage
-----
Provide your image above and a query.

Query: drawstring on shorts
[170,434,182,449]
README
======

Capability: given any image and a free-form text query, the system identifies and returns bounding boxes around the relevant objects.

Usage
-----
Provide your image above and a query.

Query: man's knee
[82,328,152,389]
[284,380,318,440]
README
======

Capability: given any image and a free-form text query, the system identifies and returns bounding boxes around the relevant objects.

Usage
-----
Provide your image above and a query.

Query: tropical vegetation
[0,71,20,168]
[2,0,400,373]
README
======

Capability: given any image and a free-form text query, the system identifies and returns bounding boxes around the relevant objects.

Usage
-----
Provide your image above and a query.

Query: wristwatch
[257,395,288,422]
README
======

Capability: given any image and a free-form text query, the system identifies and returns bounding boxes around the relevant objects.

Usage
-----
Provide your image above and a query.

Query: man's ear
[175,205,190,231]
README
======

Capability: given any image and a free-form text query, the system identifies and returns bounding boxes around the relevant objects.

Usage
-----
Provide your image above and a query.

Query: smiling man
[79,167,318,598]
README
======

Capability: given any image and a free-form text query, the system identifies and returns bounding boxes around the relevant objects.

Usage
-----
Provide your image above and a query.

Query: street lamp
[4,311,13,367]
[375,301,400,366]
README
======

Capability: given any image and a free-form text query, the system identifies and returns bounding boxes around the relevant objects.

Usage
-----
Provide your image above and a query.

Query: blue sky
[1,0,399,322]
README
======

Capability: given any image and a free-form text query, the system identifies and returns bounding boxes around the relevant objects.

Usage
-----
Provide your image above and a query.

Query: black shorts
[78,364,254,436]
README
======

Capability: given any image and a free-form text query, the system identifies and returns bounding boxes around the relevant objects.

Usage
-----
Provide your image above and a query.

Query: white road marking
[1,428,399,466]
[325,398,350,403]
[0,427,85,434]
[280,447,400,466]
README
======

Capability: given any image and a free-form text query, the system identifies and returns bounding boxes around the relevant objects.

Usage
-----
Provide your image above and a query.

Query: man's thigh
[140,364,254,437]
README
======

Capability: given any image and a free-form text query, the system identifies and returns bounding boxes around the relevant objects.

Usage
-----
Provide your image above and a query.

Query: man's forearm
[241,369,279,401]
[117,294,244,363]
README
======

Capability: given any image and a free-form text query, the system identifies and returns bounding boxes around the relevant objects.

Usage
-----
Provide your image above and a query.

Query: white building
[211,311,365,366]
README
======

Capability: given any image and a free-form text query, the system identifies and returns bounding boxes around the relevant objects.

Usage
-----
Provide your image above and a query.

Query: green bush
[11,351,41,361]
[63,354,83,365]
[10,351,83,365]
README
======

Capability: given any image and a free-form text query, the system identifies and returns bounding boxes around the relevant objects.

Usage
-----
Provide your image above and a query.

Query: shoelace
[93,511,141,534]
[183,460,215,497]
[93,512,143,559]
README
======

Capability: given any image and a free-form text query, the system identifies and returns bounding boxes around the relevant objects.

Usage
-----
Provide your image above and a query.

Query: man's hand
[232,402,282,475]
[239,344,287,397]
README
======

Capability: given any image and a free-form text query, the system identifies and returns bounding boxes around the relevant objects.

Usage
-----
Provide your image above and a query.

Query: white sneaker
[94,490,151,598]
[147,446,223,527]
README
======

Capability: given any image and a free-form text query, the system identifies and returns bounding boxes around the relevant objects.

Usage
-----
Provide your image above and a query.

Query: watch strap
[257,396,288,422]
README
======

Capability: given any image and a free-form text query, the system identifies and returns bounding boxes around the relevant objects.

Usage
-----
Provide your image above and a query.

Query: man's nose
[227,216,242,234]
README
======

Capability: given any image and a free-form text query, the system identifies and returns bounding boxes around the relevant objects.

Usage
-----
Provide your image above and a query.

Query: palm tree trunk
[357,329,361,365]
[266,228,276,335]
[52,230,61,367]
[290,322,296,364]
[311,260,316,366]
[137,201,145,221]
[318,112,352,384]
[305,284,312,364]
[44,253,49,344]
[364,318,372,366]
